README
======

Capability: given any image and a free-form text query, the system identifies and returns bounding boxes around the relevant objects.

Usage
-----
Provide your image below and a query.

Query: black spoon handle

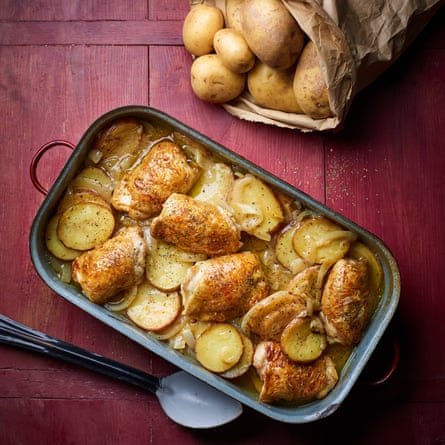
[0,314,160,394]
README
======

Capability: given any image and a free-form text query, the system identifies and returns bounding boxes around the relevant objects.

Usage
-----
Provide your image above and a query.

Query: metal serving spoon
[0,314,243,428]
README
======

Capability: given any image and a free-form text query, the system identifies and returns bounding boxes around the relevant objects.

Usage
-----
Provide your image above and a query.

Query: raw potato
[189,162,234,206]
[221,332,254,379]
[182,5,224,56]
[241,0,305,70]
[293,41,332,119]
[213,28,255,74]
[45,214,81,261]
[241,290,307,341]
[247,61,303,113]
[195,323,244,373]
[69,167,114,201]
[227,174,284,241]
[225,0,245,31]
[275,224,306,274]
[127,282,181,332]
[146,238,195,292]
[281,316,327,363]
[57,199,115,251]
[191,54,246,103]
[292,217,357,265]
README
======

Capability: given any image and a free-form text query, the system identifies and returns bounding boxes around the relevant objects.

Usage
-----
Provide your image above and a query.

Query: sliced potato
[57,189,111,214]
[57,201,115,251]
[45,214,81,260]
[348,241,383,297]
[189,162,234,206]
[195,323,244,373]
[292,217,357,264]
[126,282,181,332]
[241,290,307,341]
[281,316,327,363]
[70,167,114,201]
[220,332,254,379]
[146,239,195,291]
[275,224,306,273]
[227,174,284,241]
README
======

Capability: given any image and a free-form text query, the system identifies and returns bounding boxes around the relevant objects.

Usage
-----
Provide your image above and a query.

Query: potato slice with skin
[57,201,115,251]
[241,290,307,341]
[126,282,181,332]
[228,174,284,241]
[195,323,244,373]
[45,214,82,261]
[281,316,327,363]
[221,332,254,379]
[292,217,357,265]
[275,223,306,274]
[146,239,195,292]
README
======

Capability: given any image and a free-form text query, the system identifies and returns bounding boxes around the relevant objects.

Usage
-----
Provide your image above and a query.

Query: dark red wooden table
[1,2,445,444]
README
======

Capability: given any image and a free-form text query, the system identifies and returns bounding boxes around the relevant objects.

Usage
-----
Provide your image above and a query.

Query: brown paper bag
[189,0,443,131]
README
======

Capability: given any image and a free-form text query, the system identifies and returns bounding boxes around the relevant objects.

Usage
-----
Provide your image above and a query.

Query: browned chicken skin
[150,193,242,256]
[253,341,338,403]
[71,226,147,305]
[111,140,201,220]
[181,252,270,322]
[320,258,371,346]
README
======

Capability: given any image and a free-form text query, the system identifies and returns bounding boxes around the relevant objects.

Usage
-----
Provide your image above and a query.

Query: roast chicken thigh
[181,252,269,322]
[150,193,242,256]
[253,341,338,403]
[111,140,201,220]
[72,226,147,305]
[320,258,371,346]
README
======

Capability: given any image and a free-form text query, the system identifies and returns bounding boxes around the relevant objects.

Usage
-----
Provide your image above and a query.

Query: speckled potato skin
[241,0,305,70]
[293,41,333,119]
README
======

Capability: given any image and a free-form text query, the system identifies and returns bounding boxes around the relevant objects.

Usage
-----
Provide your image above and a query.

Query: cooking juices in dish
[44,117,383,405]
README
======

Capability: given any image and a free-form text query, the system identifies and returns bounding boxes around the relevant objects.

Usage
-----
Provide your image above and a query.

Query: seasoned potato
[292,217,357,265]
[221,332,254,379]
[275,223,306,274]
[247,61,303,113]
[227,174,284,241]
[293,41,332,119]
[241,0,305,70]
[126,282,181,332]
[225,0,245,31]
[213,28,255,74]
[195,323,244,373]
[69,167,114,201]
[189,162,234,206]
[241,290,307,341]
[146,238,196,292]
[281,316,327,363]
[191,54,246,103]
[57,199,115,251]
[45,214,81,261]
[182,5,225,56]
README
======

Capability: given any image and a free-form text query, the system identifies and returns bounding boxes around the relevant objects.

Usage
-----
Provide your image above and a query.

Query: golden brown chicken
[320,258,371,346]
[71,226,147,305]
[111,140,201,220]
[253,341,338,403]
[181,252,270,322]
[150,193,242,256]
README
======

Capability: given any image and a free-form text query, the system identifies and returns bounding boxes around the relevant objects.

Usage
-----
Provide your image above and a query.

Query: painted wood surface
[1,2,444,444]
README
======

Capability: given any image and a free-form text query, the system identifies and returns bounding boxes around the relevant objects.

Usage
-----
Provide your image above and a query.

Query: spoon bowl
[0,314,243,429]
